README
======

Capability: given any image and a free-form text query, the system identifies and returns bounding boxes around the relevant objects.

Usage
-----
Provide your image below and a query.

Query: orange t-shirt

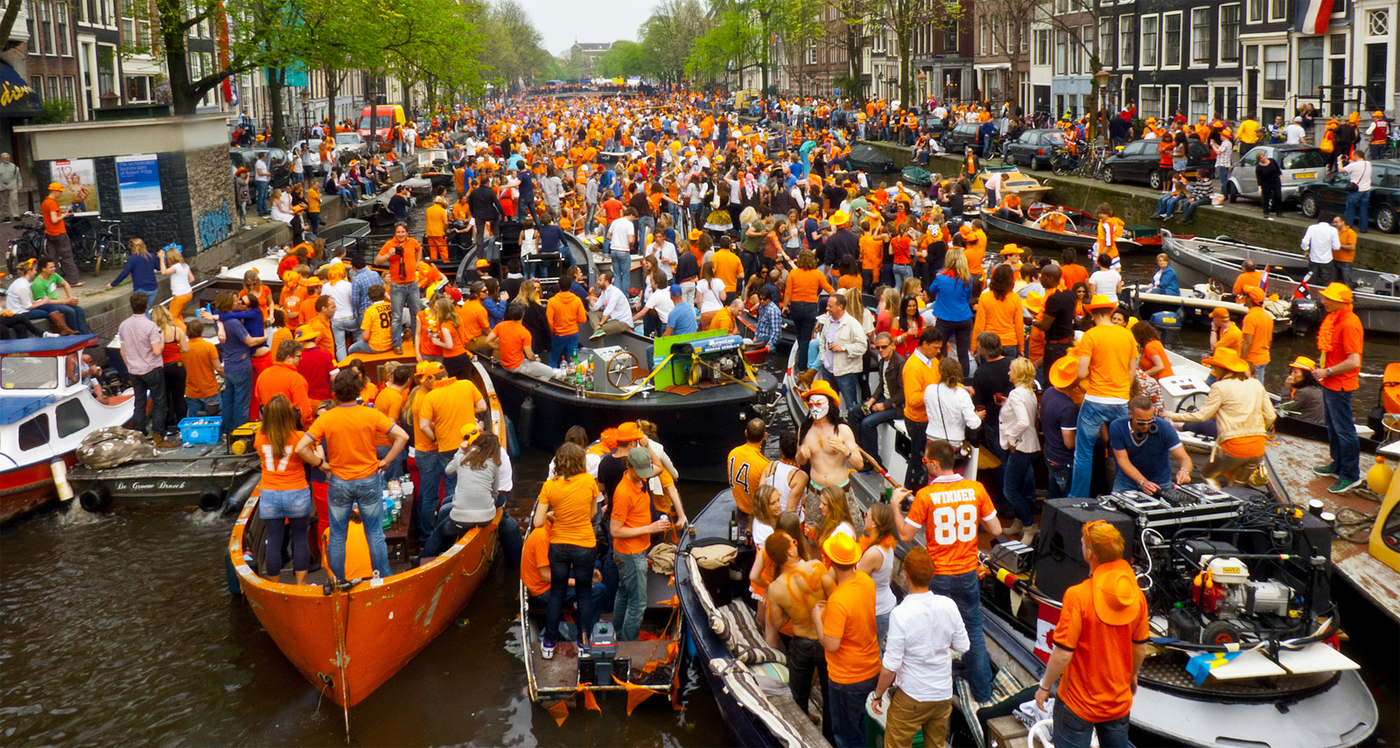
[539,473,599,548]
[458,299,489,340]
[439,320,468,358]
[253,361,314,427]
[727,443,769,515]
[907,475,997,575]
[494,319,532,369]
[255,430,308,491]
[611,476,653,555]
[1139,338,1174,379]
[1221,434,1267,458]
[1077,324,1138,401]
[1217,322,1243,354]
[971,290,1023,349]
[306,403,396,481]
[901,352,941,422]
[837,274,862,291]
[521,526,552,596]
[1053,559,1149,723]
[822,572,881,684]
[1232,271,1263,299]
[712,250,744,293]
[381,237,422,283]
[41,196,64,235]
[372,385,405,448]
[1335,227,1357,263]
[1240,307,1273,366]
[1319,309,1364,392]
[420,378,483,452]
[416,309,443,357]
[860,235,884,272]
[785,267,835,304]
[964,238,986,276]
[411,389,436,453]
[1060,262,1089,290]
[184,338,221,399]
[279,284,305,328]
[546,291,587,336]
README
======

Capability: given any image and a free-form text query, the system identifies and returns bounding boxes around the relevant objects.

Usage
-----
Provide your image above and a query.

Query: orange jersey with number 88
[906,475,997,575]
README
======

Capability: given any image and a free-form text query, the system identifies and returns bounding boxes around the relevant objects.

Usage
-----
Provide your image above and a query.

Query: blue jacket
[1150,266,1180,297]
[111,251,158,292]
[930,272,974,322]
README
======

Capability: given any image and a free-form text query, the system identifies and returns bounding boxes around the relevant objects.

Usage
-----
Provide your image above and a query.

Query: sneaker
[541,641,555,660]
[1312,465,1338,476]
[1267,216,1275,221]
[1328,477,1365,494]
[42,331,60,338]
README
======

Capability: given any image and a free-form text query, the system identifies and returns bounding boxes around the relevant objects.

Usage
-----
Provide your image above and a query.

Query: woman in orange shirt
[532,442,600,656]
[256,394,322,585]
[429,295,471,379]
[1133,322,1174,379]
[836,255,863,291]
[971,264,1024,355]
[783,249,835,374]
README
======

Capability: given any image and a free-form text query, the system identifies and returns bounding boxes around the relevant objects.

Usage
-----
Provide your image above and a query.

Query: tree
[980,0,1036,112]
[772,0,822,95]
[0,0,23,50]
[686,8,759,87]
[872,0,962,104]
[638,0,709,85]
[1036,0,1104,136]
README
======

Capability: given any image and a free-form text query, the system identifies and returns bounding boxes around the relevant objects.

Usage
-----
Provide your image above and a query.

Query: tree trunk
[324,65,338,128]
[269,69,286,148]
[899,33,912,104]
[0,0,25,51]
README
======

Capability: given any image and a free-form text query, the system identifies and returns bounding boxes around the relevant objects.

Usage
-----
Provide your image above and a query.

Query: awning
[974,62,1012,71]
[0,62,42,118]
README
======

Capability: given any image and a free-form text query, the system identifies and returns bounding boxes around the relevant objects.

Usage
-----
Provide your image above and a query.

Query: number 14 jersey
[905,474,996,575]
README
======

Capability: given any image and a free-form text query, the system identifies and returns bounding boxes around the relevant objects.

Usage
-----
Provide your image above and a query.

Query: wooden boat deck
[1264,433,1400,623]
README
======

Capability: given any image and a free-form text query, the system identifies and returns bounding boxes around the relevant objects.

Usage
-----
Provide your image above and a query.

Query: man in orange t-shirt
[457,281,492,353]
[419,373,487,518]
[1035,521,1148,747]
[892,439,1000,704]
[812,533,881,747]
[544,283,587,366]
[374,223,423,352]
[727,418,770,522]
[296,368,409,581]
[1311,283,1365,492]
[41,182,80,280]
[253,340,316,427]
[1239,286,1273,379]
[610,447,671,641]
[1072,294,1138,498]
[486,302,555,379]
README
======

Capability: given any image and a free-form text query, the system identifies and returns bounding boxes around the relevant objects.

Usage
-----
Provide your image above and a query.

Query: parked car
[940,122,982,153]
[1225,144,1328,204]
[333,131,370,162]
[919,116,949,137]
[1003,129,1068,170]
[1100,138,1212,189]
[1297,159,1400,233]
[228,147,291,187]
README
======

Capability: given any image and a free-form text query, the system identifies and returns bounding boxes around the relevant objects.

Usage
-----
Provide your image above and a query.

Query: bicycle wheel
[99,239,128,272]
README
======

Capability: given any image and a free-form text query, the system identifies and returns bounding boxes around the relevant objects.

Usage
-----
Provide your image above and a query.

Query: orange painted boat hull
[229,496,497,708]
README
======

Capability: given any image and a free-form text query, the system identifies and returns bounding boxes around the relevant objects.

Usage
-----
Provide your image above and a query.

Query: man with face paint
[798,380,865,494]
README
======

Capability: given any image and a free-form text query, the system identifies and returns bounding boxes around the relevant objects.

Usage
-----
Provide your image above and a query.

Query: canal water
[2,211,1394,746]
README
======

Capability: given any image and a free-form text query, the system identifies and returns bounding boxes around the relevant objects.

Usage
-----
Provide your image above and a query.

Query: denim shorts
[260,487,312,519]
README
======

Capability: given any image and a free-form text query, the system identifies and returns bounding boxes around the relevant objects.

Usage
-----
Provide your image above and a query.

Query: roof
[0,395,57,427]
[0,334,99,357]
[573,42,612,51]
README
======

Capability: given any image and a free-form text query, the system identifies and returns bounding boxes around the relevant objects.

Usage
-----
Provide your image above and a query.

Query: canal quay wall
[865,141,1400,271]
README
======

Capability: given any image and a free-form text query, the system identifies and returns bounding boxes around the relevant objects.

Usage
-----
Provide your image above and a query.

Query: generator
[669,335,749,386]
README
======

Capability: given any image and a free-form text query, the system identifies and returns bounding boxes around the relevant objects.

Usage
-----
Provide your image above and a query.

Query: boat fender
[50,458,74,502]
[221,473,261,517]
[78,483,112,513]
[518,396,534,446]
[198,487,225,513]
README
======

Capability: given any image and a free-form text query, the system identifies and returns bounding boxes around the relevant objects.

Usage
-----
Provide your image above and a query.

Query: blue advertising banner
[115,154,163,213]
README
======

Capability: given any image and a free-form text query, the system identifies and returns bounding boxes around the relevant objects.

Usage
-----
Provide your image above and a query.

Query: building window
[63,76,75,113]
[1263,44,1286,99]
[1141,85,1163,119]
[807,42,817,65]
[1369,9,1390,36]
[1189,85,1209,120]
[1101,18,1116,68]
[1080,24,1092,72]
[1269,0,1285,21]
[40,1,54,55]
[1298,37,1324,96]
[1034,29,1049,66]
[1329,33,1346,55]
[1070,28,1082,74]
[1164,13,1181,66]
[55,2,69,56]
[1220,5,1240,61]
[1141,15,1158,67]
[944,21,958,52]
[47,76,58,102]
[1191,8,1210,63]
[1120,15,1135,66]
[1021,22,1029,52]
[872,27,886,54]
[1056,30,1068,74]
[987,69,1002,99]
[980,18,989,55]
[25,0,38,54]
[1247,0,1261,22]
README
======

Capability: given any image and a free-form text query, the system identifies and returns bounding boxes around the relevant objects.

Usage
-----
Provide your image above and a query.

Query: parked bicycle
[69,217,128,274]
[5,212,46,276]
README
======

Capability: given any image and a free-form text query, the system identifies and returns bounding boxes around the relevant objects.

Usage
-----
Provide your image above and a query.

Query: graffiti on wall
[196,200,233,250]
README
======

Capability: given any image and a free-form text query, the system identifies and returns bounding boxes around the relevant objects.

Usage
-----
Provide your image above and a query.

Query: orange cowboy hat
[294,327,321,345]
[1242,286,1265,304]
[475,259,491,269]
[828,210,851,227]
[822,533,861,566]
[1048,352,1079,388]
[1202,346,1249,374]
[415,360,445,377]
[803,379,842,408]
[999,243,1024,256]
[1289,356,1318,370]
[615,421,645,443]
[1086,294,1117,312]
[302,276,322,288]
[1024,291,1045,317]
[958,223,975,238]
[1319,282,1353,304]
[1092,560,1143,625]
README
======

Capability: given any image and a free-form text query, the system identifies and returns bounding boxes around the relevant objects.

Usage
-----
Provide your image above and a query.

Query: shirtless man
[798,380,865,497]
[764,529,837,742]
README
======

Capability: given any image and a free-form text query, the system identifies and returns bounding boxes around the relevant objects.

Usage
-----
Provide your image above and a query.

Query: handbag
[934,386,973,466]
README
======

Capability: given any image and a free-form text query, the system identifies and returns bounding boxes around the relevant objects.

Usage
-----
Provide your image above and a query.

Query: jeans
[548,332,578,368]
[254,179,269,215]
[1155,193,1181,216]
[1052,696,1132,748]
[433,449,459,522]
[935,317,973,376]
[892,263,912,289]
[44,302,89,334]
[1333,260,1353,287]
[740,250,762,285]
[388,282,421,348]
[1322,387,1360,483]
[1046,460,1072,500]
[422,516,486,557]
[827,675,877,748]
[612,549,648,641]
[544,543,597,646]
[1071,399,1127,498]
[1003,450,1038,524]
[928,570,992,701]
[375,445,407,487]
[787,637,834,744]
[822,367,861,421]
[416,449,447,541]
[857,405,900,463]
[611,251,632,291]
[130,368,168,437]
[636,216,654,246]
[1261,183,1284,216]
[327,473,391,581]
[791,301,819,372]
[1181,198,1210,222]
[1217,166,1231,184]
[904,417,929,489]
[220,365,253,437]
[1344,189,1371,232]
[186,395,219,418]
[1308,260,1335,287]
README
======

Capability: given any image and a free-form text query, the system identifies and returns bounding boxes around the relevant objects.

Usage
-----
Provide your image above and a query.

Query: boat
[226,357,507,724]
[1162,231,1400,333]
[413,148,454,192]
[0,335,134,523]
[901,165,933,186]
[486,328,779,477]
[1123,282,1292,333]
[351,179,432,225]
[971,167,1052,204]
[66,442,259,513]
[979,202,1152,253]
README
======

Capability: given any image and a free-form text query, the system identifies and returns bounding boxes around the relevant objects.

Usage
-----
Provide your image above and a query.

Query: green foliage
[594,40,648,78]
[34,98,76,124]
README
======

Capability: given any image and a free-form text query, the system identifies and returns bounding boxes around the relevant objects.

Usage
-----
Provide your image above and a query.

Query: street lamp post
[300,89,310,143]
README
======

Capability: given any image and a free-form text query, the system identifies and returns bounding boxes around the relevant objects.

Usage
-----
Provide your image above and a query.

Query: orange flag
[544,699,570,727]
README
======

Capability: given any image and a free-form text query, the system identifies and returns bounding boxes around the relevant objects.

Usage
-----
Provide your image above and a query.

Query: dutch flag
[1296,0,1333,35]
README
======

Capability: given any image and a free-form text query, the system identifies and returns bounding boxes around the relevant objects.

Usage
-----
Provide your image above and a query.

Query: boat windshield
[1,355,59,390]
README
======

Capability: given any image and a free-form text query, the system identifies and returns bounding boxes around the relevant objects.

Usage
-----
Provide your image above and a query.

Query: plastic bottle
[382,491,394,530]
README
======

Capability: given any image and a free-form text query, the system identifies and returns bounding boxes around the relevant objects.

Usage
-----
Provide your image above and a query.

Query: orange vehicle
[228,357,507,725]
[357,105,407,145]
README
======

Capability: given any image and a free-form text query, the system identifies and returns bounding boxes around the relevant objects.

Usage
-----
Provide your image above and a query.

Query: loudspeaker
[1033,498,1134,600]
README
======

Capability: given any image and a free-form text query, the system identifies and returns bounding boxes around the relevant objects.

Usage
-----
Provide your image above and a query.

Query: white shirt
[698,277,726,313]
[881,591,969,703]
[591,283,631,323]
[497,446,513,494]
[168,262,192,296]
[254,158,270,181]
[6,275,33,313]
[608,216,635,252]
[650,241,678,280]
[1301,221,1340,263]
[922,383,982,444]
[1088,268,1122,304]
[643,287,675,320]
[983,172,1004,193]
[1342,159,1372,191]
[1285,123,1306,144]
[325,279,354,320]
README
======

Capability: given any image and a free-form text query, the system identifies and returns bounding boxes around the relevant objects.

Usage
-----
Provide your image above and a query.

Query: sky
[524,0,653,57]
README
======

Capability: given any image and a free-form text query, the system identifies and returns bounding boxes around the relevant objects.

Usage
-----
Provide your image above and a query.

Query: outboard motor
[1150,309,1183,347]
[1290,296,1324,335]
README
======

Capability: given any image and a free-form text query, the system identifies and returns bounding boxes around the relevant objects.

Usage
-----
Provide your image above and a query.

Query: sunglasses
[875,344,891,351]
[1132,419,1155,428]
